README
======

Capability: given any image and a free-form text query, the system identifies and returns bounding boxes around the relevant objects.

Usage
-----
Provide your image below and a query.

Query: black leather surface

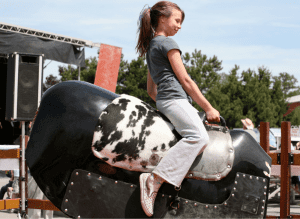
[25,81,119,208]
[62,170,267,218]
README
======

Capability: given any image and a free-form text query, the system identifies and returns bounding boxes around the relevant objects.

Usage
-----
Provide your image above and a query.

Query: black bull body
[26,81,272,218]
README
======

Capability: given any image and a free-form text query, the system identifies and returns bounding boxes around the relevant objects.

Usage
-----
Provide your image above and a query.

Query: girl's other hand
[206,108,220,123]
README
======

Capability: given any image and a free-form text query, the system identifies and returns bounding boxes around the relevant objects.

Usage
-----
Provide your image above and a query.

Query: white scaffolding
[0,22,101,48]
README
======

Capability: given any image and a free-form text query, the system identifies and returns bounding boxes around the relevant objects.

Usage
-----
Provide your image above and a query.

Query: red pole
[94,44,122,93]
[280,121,291,219]
[260,122,269,153]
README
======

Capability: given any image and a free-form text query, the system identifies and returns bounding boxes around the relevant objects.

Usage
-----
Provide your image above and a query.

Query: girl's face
[161,8,182,37]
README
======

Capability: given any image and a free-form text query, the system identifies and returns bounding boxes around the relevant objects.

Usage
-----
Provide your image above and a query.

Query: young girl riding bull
[136,0,220,216]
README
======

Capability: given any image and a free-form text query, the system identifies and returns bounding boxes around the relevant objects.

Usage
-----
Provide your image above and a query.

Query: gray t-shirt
[146,35,192,103]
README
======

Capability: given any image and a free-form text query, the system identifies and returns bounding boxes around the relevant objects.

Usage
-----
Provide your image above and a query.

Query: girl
[136,1,220,216]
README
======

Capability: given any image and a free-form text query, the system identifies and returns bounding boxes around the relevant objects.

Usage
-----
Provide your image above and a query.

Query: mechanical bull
[26,81,272,218]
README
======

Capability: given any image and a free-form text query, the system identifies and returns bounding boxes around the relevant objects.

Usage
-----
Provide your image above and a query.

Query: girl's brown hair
[136,1,185,57]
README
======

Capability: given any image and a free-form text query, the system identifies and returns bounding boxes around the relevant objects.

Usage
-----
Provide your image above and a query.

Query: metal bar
[13,53,19,120]
[280,121,291,219]
[0,22,99,48]
[20,122,26,215]
[260,121,269,153]
[78,65,80,81]
[0,149,20,158]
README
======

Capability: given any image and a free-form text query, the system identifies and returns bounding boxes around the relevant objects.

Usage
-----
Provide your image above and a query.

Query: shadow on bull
[26,81,272,218]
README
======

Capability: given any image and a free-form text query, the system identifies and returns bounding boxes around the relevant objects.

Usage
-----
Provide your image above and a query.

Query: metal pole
[78,65,80,81]
[21,121,26,216]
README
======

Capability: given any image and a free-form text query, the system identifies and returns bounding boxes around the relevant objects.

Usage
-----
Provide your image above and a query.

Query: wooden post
[260,121,269,153]
[280,121,291,219]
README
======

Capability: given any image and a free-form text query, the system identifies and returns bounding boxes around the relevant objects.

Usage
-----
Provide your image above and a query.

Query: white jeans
[153,99,209,187]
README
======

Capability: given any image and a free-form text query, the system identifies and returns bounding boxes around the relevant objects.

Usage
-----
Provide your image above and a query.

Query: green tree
[205,66,288,128]
[43,74,61,92]
[59,57,97,83]
[116,55,156,107]
[276,72,299,97]
[182,49,223,93]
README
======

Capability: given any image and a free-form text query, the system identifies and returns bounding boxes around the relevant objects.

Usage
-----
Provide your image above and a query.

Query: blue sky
[1,0,299,86]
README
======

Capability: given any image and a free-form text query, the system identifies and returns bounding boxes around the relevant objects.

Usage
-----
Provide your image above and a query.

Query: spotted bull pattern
[92,94,181,172]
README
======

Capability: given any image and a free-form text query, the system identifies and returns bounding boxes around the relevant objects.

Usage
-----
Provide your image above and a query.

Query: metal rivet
[115,181,118,184]
[99,177,102,180]
[232,194,234,197]
[264,186,267,189]
[189,173,193,177]
[229,149,233,153]
[71,182,74,185]
[214,206,217,209]
[185,201,188,203]
[69,190,71,193]
[65,209,68,212]
[262,206,264,209]
[245,195,249,200]
[131,185,134,188]
[194,203,197,206]
[264,192,266,195]
[243,206,247,210]
[261,212,264,215]
[237,174,239,177]
[65,199,68,203]
[78,216,80,219]
[262,200,265,203]
[169,195,171,198]
[233,187,236,191]
[206,205,208,208]
[250,176,252,179]
[255,198,259,203]
[243,174,245,178]
[256,177,259,180]
[162,194,164,197]
[235,181,237,184]
[253,208,256,213]
[224,202,227,206]
[263,179,266,182]
[217,174,221,178]
[227,165,231,168]
[88,173,91,176]
[76,172,78,175]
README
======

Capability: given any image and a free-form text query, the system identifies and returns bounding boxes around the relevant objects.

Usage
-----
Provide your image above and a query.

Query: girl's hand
[206,108,220,123]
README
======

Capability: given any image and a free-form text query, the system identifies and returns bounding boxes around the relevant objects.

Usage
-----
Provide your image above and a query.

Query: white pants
[153,99,209,187]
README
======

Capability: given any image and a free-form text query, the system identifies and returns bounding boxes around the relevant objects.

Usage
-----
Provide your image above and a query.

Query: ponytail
[136,1,185,58]
[136,6,153,58]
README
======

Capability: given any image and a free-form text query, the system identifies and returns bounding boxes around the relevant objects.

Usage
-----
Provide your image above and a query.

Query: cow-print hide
[92,94,181,172]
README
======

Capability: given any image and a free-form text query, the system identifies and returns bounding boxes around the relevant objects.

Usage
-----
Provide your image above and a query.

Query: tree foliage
[43,74,61,92]
[116,55,156,107]
[59,57,98,83]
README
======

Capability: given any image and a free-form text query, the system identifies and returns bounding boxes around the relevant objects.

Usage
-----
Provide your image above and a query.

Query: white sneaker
[140,173,157,217]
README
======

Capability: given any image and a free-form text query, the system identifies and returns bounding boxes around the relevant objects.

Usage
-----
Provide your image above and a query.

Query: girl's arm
[167,49,220,122]
[147,70,157,102]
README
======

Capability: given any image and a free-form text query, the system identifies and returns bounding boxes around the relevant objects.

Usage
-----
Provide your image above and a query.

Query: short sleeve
[161,37,182,58]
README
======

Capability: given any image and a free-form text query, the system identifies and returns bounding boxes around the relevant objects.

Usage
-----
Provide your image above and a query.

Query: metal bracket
[277,153,294,165]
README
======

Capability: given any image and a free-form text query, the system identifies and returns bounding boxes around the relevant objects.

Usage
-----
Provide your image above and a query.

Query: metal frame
[0,22,100,48]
